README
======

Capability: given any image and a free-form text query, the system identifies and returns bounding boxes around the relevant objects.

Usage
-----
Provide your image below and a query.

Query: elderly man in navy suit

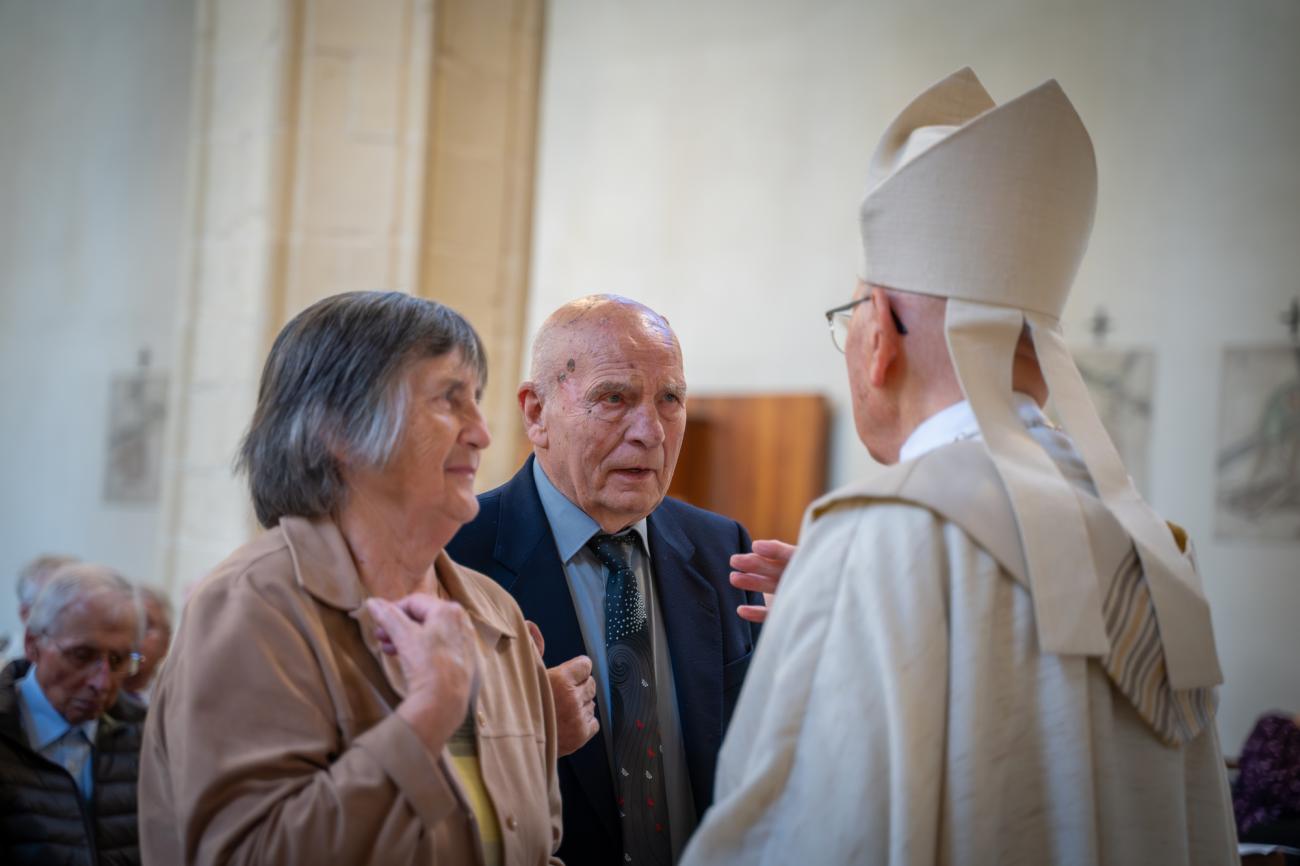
[448,294,789,865]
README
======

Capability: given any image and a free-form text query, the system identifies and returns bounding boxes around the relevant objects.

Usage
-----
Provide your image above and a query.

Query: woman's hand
[367,593,480,753]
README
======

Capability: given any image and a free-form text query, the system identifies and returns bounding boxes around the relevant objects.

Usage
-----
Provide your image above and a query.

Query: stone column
[157,0,542,593]
[417,0,544,487]
[156,0,305,593]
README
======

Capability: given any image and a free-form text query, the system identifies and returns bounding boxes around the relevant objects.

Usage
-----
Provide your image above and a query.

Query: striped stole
[1101,545,1216,745]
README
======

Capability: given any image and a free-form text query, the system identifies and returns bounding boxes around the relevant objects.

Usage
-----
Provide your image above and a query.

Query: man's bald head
[520,295,687,532]
[529,294,680,399]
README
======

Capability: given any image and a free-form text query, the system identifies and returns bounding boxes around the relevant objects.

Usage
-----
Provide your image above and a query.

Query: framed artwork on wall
[103,371,168,504]
[1063,346,1156,496]
[1215,345,1300,540]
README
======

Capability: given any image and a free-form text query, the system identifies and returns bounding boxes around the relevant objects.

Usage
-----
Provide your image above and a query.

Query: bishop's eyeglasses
[824,296,908,353]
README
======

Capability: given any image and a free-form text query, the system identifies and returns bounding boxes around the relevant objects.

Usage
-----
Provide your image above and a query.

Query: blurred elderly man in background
[4,554,79,658]
[16,554,79,624]
[684,69,1236,865]
[0,563,145,866]
[121,585,172,706]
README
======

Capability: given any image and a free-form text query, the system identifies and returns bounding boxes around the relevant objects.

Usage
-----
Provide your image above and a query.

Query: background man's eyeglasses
[49,640,143,676]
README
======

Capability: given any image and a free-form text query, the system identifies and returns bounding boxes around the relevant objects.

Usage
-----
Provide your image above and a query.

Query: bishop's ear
[519,383,549,449]
[868,285,901,387]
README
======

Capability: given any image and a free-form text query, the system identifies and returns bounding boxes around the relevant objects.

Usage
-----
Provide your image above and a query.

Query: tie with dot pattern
[587,532,671,865]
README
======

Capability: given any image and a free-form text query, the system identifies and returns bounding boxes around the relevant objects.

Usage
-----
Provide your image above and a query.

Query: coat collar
[645,501,697,568]
[434,549,517,642]
[279,515,515,644]
[492,456,559,583]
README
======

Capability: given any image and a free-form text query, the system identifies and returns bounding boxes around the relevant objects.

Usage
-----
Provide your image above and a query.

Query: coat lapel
[492,457,619,843]
[646,503,725,814]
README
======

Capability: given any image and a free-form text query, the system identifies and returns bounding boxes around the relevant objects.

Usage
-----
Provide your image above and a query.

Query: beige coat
[139,515,562,865]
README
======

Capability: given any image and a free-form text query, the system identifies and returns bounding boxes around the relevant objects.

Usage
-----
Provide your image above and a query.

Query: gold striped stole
[1100,547,1217,746]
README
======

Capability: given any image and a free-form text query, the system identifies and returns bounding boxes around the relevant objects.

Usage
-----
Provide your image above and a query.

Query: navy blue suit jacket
[446,456,760,866]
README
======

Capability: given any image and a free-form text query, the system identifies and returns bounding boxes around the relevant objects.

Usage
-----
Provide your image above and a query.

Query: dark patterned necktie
[587,532,672,865]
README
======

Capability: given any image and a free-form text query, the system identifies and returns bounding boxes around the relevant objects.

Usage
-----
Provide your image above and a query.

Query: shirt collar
[16,664,97,750]
[532,459,650,561]
[899,392,1050,463]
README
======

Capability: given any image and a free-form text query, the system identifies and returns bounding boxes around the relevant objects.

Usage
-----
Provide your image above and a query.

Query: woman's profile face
[349,351,491,535]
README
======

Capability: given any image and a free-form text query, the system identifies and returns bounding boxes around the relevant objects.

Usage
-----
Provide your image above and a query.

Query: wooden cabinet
[668,393,830,543]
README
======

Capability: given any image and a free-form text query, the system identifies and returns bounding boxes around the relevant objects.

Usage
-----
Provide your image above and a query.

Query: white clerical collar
[898,392,1050,463]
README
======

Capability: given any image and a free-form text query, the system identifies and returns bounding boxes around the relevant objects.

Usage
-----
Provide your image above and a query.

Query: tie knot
[587,532,637,572]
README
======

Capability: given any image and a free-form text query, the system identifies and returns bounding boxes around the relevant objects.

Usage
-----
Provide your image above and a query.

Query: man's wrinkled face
[26,593,137,724]
[535,316,687,532]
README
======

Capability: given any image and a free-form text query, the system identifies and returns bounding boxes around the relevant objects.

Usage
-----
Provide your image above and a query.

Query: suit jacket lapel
[646,503,725,815]
[493,456,619,842]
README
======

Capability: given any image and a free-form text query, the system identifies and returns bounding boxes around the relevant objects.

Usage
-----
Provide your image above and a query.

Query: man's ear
[24,630,39,664]
[519,383,548,449]
[868,284,901,388]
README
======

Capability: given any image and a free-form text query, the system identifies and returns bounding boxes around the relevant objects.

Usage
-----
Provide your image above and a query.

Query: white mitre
[858,68,1221,689]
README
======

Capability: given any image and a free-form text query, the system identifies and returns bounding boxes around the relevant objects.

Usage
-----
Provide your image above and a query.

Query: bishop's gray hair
[236,291,487,528]
[26,563,137,638]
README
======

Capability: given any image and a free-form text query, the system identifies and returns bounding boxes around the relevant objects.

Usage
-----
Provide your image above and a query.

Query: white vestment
[681,416,1237,866]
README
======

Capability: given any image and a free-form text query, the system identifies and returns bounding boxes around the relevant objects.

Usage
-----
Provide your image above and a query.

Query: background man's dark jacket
[0,659,144,866]
[447,456,761,866]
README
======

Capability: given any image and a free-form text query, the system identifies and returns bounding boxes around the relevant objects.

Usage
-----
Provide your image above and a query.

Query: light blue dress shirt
[16,664,98,801]
[532,459,697,859]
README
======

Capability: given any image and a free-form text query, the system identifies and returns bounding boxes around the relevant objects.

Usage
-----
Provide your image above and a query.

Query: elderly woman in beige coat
[138,292,562,865]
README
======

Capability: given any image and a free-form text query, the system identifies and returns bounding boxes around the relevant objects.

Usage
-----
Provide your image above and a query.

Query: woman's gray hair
[236,291,488,528]
[27,563,137,637]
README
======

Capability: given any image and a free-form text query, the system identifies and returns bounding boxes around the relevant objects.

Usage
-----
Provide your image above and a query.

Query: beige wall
[1,0,542,641]
[0,0,195,647]
[157,0,541,595]
[156,0,444,592]
[529,0,1300,749]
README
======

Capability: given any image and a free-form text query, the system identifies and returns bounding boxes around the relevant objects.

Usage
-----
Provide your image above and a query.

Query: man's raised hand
[729,539,796,624]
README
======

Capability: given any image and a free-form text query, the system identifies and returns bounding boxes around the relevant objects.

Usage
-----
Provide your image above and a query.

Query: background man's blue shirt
[16,663,97,800]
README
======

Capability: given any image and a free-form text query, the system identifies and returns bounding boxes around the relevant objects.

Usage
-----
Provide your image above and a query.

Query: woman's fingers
[366,598,403,634]
[395,592,441,623]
